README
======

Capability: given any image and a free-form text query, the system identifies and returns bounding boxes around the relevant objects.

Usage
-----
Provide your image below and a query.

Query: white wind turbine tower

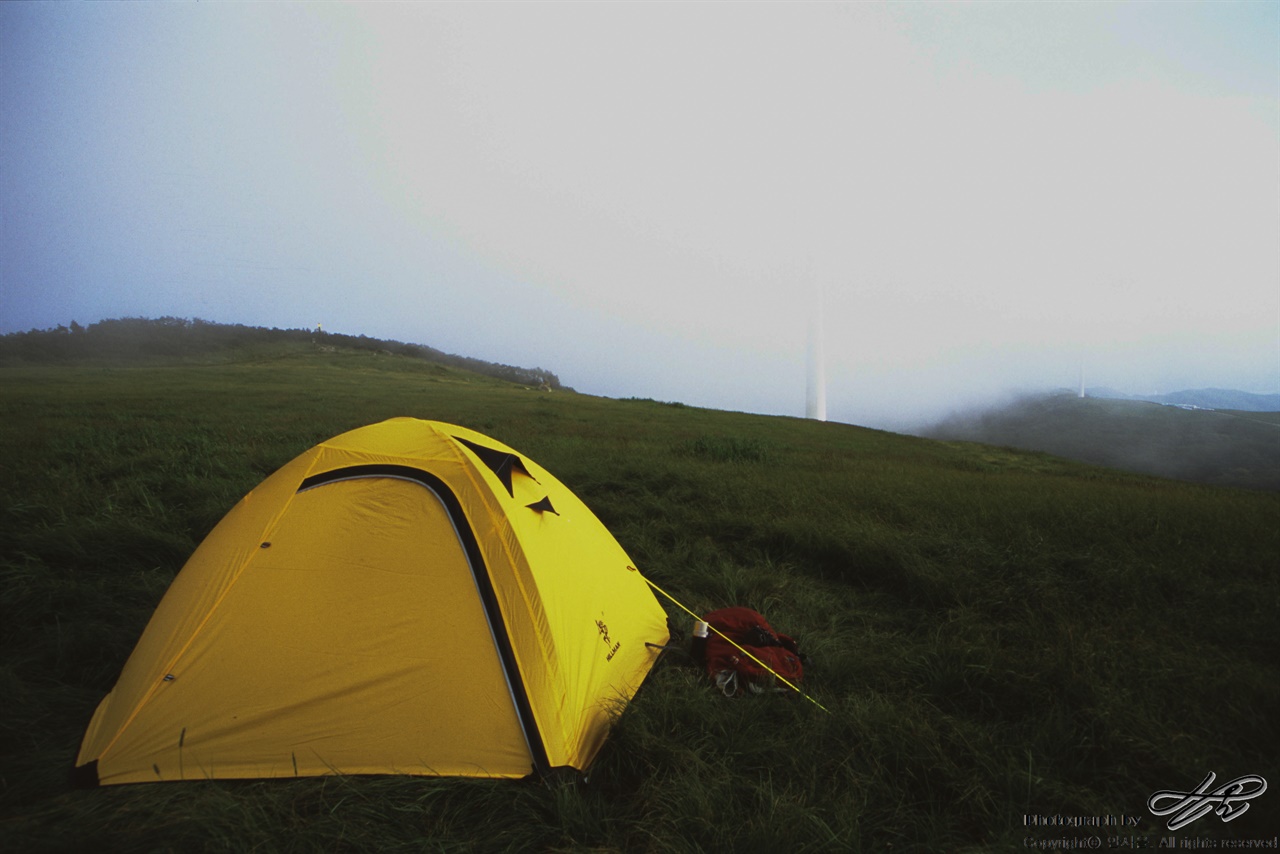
[806,280,827,421]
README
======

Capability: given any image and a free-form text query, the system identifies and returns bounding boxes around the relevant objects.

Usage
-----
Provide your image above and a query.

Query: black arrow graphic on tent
[453,436,537,498]
[525,496,558,515]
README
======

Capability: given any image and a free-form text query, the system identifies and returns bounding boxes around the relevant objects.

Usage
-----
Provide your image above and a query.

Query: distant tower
[806,282,827,421]
[1078,359,1085,398]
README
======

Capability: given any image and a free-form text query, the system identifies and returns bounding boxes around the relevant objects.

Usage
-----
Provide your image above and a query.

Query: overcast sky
[3,1,1277,429]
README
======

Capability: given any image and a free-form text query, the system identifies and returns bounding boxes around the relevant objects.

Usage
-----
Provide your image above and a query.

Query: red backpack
[700,607,804,697]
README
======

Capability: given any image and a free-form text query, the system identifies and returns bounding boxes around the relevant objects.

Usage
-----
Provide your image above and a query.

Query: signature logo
[1147,772,1268,831]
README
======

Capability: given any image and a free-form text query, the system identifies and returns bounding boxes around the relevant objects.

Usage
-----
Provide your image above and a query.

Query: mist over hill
[0,317,567,391]
[924,392,1280,491]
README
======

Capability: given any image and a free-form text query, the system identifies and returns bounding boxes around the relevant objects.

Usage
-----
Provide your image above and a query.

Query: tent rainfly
[71,417,670,786]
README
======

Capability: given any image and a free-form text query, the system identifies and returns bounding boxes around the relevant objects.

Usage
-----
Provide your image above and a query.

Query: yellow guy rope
[632,568,830,714]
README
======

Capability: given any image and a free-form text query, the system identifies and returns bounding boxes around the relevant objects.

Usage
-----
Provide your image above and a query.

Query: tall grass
[2,352,1277,851]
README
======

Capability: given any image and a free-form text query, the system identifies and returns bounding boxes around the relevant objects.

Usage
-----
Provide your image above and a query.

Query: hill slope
[924,392,1280,491]
[2,355,1278,850]
[0,316,567,390]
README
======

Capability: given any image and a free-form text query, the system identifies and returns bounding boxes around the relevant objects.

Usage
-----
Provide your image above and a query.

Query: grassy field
[2,344,1278,852]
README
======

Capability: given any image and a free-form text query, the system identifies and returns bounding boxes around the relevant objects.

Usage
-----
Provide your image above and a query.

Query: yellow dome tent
[71,418,670,786]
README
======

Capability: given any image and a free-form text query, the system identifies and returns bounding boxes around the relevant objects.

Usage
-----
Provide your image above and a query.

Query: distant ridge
[1084,387,1280,412]
[925,392,1280,491]
[0,317,568,391]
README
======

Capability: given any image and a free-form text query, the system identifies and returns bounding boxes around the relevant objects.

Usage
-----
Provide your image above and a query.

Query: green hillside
[925,393,1280,492]
[0,317,566,390]
[2,350,1277,851]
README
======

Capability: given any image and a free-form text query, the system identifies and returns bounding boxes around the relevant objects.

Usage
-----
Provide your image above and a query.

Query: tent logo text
[596,620,621,661]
